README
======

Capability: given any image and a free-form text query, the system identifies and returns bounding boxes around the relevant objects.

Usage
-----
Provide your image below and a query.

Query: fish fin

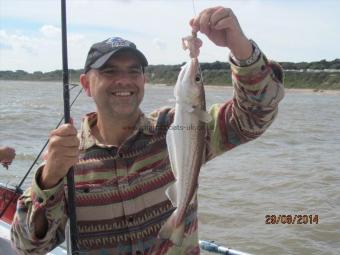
[165,127,179,207]
[166,128,179,178]
[158,212,185,246]
[165,183,178,207]
[193,108,212,123]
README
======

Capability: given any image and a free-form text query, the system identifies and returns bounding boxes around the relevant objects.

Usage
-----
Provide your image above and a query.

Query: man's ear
[80,73,91,97]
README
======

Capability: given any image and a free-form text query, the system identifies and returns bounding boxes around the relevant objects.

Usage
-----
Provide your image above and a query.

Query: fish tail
[158,211,185,246]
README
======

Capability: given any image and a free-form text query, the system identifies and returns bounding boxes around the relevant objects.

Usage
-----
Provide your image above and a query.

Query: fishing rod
[61,0,79,254]
[0,86,82,219]
[199,240,253,255]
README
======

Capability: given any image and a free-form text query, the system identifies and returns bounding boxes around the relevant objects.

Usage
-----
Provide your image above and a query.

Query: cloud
[40,25,61,38]
[153,38,167,50]
[0,27,89,72]
[69,34,86,44]
[0,30,11,49]
[0,41,12,50]
[0,29,39,53]
[40,25,86,46]
[1,0,340,71]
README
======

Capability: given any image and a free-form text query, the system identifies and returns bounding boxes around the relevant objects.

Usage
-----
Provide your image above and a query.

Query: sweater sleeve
[10,166,68,254]
[205,42,285,161]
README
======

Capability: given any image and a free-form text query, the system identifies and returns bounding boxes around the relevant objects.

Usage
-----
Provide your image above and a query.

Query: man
[11,6,284,255]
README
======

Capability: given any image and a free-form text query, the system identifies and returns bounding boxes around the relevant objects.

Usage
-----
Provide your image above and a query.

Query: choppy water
[0,80,339,255]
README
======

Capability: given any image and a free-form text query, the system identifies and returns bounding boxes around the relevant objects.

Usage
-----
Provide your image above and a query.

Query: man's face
[85,51,145,120]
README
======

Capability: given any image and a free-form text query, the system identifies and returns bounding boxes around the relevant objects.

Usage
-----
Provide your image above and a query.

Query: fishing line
[69,83,80,91]
[192,0,197,16]
[0,86,83,219]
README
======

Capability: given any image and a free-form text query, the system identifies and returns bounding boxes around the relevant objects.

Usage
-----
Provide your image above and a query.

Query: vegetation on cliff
[1,59,339,90]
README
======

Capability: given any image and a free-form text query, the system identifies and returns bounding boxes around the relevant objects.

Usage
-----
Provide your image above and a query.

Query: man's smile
[111,91,135,97]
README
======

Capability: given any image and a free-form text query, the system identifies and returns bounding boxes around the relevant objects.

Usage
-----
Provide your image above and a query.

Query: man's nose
[116,70,130,78]
[114,70,133,83]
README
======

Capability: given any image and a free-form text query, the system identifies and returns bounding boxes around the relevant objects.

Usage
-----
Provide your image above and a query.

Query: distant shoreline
[2,60,340,90]
[1,80,340,94]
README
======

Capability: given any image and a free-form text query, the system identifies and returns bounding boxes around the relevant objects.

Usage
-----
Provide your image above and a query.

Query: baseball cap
[84,37,148,73]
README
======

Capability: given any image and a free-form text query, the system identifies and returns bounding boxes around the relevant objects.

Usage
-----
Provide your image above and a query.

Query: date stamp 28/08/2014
[265,214,319,224]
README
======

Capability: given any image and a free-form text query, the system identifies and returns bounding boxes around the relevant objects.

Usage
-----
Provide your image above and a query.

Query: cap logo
[105,37,132,48]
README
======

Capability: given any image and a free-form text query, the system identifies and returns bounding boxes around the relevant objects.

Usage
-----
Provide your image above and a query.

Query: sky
[0,0,339,72]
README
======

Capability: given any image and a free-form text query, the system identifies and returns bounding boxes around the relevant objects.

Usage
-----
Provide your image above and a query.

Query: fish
[158,35,211,246]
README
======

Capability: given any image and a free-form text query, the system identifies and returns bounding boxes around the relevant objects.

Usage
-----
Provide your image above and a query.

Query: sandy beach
[283,87,340,95]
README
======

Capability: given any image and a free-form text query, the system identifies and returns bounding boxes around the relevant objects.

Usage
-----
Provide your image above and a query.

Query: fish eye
[195,75,201,82]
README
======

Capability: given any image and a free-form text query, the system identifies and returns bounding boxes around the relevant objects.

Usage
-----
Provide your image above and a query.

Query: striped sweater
[11,48,284,255]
